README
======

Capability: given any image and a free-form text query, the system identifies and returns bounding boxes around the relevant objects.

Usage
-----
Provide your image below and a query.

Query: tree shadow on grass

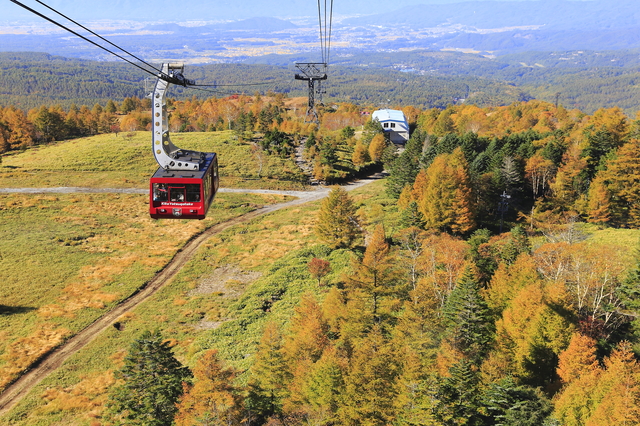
[0,305,35,316]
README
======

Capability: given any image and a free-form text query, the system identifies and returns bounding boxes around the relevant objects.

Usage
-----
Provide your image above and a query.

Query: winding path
[0,177,381,417]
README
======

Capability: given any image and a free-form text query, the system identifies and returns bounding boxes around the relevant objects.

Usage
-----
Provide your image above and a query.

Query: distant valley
[2,0,640,115]
[2,0,640,62]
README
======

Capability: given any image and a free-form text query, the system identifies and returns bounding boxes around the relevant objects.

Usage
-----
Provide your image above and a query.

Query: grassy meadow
[0,131,307,190]
[0,174,395,426]
[0,130,308,424]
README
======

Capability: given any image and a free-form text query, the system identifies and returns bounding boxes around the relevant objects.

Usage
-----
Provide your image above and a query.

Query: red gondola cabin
[149,152,219,219]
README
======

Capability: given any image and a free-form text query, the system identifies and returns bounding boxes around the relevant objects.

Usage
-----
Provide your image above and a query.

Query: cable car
[149,64,219,219]
[150,152,219,219]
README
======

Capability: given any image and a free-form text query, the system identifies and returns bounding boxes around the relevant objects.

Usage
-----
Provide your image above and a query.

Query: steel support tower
[295,62,327,124]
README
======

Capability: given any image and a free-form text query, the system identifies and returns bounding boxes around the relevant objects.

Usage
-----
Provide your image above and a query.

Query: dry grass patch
[40,370,115,418]
[0,324,71,390]
[0,190,284,392]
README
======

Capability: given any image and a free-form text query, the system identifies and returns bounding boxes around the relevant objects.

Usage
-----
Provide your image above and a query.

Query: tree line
[104,184,640,425]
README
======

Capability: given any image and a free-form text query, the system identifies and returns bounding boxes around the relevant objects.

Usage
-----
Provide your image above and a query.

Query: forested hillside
[3,51,640,115]
[3,87,640,425]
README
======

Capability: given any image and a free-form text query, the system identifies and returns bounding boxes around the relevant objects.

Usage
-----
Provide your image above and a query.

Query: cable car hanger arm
[152,64,202,171]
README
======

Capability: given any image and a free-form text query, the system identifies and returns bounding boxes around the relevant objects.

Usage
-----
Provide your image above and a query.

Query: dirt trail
[0,177,379,417]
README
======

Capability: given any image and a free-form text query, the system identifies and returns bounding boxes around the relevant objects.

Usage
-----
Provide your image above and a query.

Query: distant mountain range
[344,0,639,30]
[3,0,600,23]
[4,0,435,21]
[3,0,640,57]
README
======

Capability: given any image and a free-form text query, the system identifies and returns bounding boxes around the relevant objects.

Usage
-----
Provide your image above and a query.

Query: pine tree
[283,293,330,364]
[302,346,345,423]
[415,148,475,234]
[481,377,552,426]
[386,130,426,198]
[557,333,600,385]
[282,294,331,412]
[617,244,640,350]
[368,133,388,162]
[315,187,362,249]
[352,140,370,166]
[434,359,484,425]
[600,138,640,227]
[586,174,611,224]
[442,267,495,363]
[587,342,640,425]
[105,330,192,426]
[338,325,401,425]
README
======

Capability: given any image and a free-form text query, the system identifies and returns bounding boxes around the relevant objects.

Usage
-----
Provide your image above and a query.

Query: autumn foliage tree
[344,224,403,323]
[315,187,362,249]
[413,147,475,234]
[308,258,331,286]
[175,350,242,426]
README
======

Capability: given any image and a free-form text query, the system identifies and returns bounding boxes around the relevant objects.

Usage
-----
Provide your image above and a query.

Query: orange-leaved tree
[175,349,243,426]
[308,258,331,286]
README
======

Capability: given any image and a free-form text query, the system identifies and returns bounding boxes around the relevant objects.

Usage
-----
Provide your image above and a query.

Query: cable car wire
[327,0,333,65]
[9,0,284,93]
[32,0,163,75]
[193,81,286,88]
[8,0,162,80]
[317,0,334,64]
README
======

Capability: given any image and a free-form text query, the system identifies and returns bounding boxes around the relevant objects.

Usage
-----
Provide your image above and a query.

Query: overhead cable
[33,0,163,75]
[8,0,161,80]
[9,0,281,94]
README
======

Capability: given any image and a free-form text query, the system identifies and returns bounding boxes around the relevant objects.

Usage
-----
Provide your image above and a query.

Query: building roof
[372,109,407,124]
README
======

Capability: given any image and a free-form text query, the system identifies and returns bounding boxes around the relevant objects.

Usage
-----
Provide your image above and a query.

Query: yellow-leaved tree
[413,147,475,234]
[175,350,243,426]
[315,187,362,249]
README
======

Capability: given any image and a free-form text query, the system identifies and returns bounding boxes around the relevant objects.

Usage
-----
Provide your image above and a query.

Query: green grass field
[0,131,307,190]
[0,173,394,425]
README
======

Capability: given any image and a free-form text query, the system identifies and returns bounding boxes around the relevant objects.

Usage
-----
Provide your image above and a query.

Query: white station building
[372,109,410,144]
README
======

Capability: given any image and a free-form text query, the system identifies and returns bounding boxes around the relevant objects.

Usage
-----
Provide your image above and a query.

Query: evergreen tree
[433,359,485,425]
[386,129,426,198]
[481,377,553,426]
[442,267,495,363]
[399,200,426,230]
[106,330,192,426]
[105,99,117,114]
[361,118,384,145]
